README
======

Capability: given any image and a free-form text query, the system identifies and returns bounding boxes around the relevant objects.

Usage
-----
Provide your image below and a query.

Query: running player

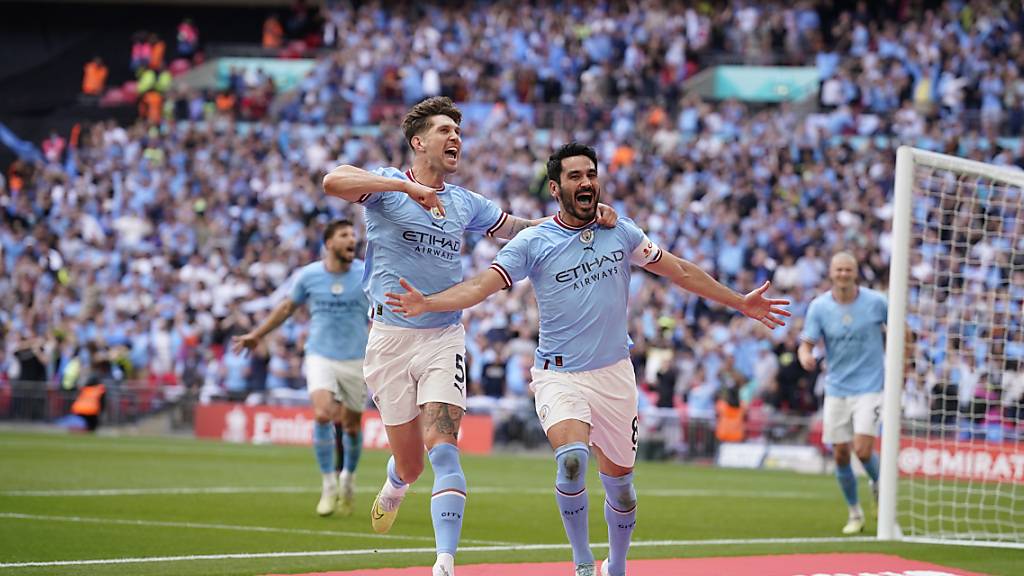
[798,251,887,534]
[233,220,368,517]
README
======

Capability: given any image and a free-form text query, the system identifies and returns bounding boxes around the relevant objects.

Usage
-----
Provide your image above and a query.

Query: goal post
[879,146,1024,548]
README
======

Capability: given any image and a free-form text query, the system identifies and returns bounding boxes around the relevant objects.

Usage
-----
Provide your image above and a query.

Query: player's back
[359,167,505,329]
[494,216,654,372]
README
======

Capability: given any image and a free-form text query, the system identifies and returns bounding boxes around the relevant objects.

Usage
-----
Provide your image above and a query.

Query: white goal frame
[878,146,1024,548]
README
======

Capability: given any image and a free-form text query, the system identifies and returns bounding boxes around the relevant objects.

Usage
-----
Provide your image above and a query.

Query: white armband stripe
[630,236,662,266]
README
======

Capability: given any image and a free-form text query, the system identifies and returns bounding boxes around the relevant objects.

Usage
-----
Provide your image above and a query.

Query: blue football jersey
[492,215,662,372]
[359,167,508,329]
[800,287,888,397]
[290,259,369,361]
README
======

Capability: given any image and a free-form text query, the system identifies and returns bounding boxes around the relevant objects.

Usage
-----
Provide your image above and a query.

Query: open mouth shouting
[575,188,595,210]
[443,146,459,163]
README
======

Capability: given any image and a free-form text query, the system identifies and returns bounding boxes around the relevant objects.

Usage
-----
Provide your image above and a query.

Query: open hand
[741,280,791,330]
[403,181,446,217]
[231,333,260,355]
[384,278,428,318]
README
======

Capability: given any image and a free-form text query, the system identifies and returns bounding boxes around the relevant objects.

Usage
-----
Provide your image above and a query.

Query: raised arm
[385,269,507,317]
[232,299,299,353]
[644,251,791,330]
[323,164,446,215]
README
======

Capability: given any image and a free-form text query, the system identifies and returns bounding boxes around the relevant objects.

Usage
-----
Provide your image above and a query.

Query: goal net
[878,146,1024,548]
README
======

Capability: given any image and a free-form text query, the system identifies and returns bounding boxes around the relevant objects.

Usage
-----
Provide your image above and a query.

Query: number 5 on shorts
[453,353,466,396]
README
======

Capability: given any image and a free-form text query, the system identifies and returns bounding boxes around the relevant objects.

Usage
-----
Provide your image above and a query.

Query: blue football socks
[861,452,880,484]
[342,430,362,474]
[554,442,594,567]
[312,421,336,475]
[428,443,467,556]
[836,463,859,507]
[601,471,637,576]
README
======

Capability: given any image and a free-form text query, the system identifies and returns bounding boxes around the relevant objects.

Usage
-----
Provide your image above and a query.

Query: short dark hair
[546,142,599,185]
[323,219,353,244]
[402,96,462,150]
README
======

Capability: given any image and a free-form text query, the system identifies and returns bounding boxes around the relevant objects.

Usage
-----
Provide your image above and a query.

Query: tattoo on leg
[425,403,463,439]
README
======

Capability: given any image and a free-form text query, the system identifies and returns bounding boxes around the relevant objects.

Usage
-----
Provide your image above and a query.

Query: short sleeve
[463,190,507,235]
[800,300,822,344]
[289,270,309,305]
[491,234,533,288]
[877,291,889,325]
[357,167,404,208]
[619,218,663,266]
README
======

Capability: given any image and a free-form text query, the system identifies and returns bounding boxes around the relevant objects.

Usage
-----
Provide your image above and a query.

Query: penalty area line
[0,536,879,569]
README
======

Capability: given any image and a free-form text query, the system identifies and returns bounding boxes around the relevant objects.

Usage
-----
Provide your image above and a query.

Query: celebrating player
[322,99,617,576]
[798,251,887,535]
[233,220,368,518]
[384,142,790,576]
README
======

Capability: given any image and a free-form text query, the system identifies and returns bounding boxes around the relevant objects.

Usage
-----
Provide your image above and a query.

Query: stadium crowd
[277,0,1024,137]
[2,0,1023,442]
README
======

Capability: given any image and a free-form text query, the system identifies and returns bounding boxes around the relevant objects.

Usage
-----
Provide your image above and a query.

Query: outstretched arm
[644,251,791,330]
[232,299,299,353]
[385,269,507,317]
[323,164,446,215]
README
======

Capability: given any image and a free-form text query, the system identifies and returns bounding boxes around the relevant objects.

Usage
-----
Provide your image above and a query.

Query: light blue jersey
[492,215,662,372]
[290,260,369,361]
[800,287,888,397]
[359,167,507,329]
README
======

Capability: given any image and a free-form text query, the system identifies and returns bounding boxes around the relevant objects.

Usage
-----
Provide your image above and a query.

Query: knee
[396,456,425,483]
[600,472,637,512]
[833,446,852,467]
[855,446,874,462]
[428,442,462,471]
[313,402,336,424]
[428,443,465,489]
[344,417,362,436]
[555,442,590,492]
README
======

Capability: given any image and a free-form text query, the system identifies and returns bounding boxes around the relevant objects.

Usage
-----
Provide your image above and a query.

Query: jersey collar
[553,213,596,231]
[405,169,446,191]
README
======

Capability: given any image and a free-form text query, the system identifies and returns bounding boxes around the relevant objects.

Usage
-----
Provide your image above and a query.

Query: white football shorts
[530,357,639,468]
[303,354,368,413]
[363,322,467,426]
[822,391,883,444]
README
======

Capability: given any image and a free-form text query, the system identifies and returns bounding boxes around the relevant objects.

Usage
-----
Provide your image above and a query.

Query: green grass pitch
[0,430,1019,576]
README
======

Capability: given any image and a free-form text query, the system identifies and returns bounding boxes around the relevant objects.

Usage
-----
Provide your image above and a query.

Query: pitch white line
[900,536,1024,550]
[1,486,825,500]
[0,537,882,569]
[1,487,315,497]
[0,513,507,546]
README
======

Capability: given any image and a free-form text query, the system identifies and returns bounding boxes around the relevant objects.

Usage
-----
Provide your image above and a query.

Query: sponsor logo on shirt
[555,250,626,290]
[401,230,461,261]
